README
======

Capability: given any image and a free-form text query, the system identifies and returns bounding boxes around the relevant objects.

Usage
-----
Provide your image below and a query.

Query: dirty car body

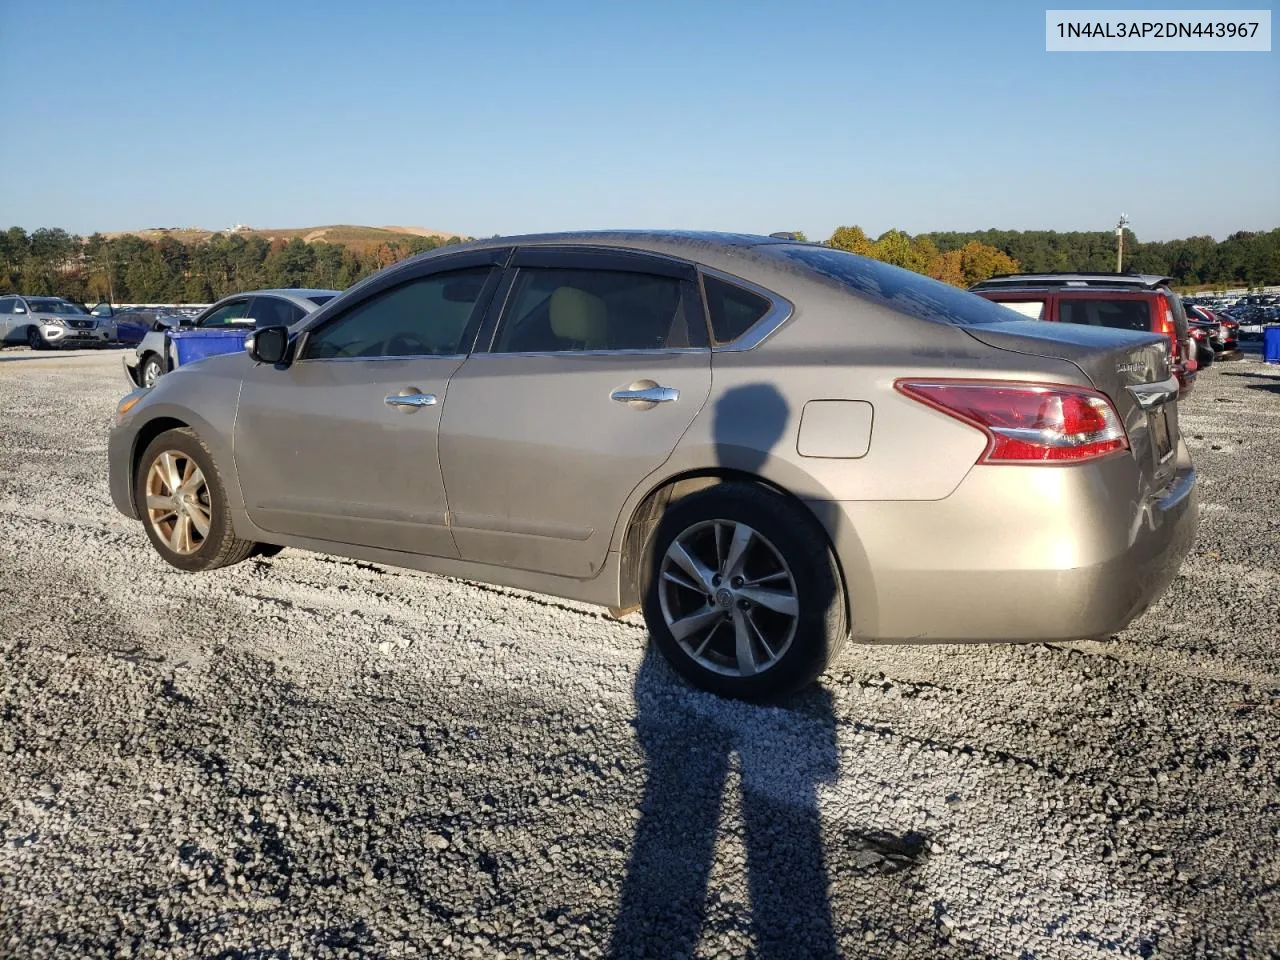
[108,232,1198,699]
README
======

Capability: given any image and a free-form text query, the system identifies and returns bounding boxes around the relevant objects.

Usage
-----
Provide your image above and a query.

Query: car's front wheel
[140,354,164,388]
[641,482,848,700]
[135,428,256,572]
[27,326,47,350]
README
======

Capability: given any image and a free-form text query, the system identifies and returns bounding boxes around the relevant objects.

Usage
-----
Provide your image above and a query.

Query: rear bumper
[813,452,1198,643]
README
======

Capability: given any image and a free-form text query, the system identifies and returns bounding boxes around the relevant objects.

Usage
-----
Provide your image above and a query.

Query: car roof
[970,272,1175,291]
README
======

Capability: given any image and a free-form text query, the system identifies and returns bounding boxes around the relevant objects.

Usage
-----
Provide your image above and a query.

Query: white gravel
[1,346,1277,959]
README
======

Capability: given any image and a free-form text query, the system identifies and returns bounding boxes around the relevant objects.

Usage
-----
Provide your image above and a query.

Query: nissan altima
[108,232,1197,699]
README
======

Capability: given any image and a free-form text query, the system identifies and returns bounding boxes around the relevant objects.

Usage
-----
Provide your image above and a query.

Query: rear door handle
[610,384,679,404]
[1126,375,1179,409]
[385,390,438,410]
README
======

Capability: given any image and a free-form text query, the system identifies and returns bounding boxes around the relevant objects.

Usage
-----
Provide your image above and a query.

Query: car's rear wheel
[140,354,164,388]
[27,327,46,350]
[135,428,256,572]
[640,482,848,700]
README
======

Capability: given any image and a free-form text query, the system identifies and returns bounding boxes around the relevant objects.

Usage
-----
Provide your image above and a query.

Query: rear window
[992,300,1045,320]
[779,246,1017,326]
[1057,298,1151,331]
[703,274,771,343]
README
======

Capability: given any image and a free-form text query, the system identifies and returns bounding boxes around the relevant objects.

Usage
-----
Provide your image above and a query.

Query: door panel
[439,351,711,578]
[234,357,463,555]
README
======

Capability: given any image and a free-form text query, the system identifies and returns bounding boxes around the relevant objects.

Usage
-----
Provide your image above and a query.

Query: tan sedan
[108,232,1197,699]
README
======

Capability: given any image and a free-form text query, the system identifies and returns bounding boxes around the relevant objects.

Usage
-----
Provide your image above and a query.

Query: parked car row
[967,271,1200,394]
[108,232,1198,700]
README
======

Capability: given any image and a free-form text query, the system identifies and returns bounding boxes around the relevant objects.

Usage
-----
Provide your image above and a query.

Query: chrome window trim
[473,347,709,359]
[698,266,794,353]
[294,352,468,364]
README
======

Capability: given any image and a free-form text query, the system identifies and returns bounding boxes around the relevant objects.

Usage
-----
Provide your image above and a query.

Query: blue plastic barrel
[168,329,252,366]
[1265,326,1280,364]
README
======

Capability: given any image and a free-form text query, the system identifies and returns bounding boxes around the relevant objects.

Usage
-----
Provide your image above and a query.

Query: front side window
[1057,298,1151,332]
[493,268,691,353]
[303,268,491,360]
[199,301,251,327]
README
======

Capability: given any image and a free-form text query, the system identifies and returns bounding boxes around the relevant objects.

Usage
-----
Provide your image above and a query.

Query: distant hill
[105,224,467,252]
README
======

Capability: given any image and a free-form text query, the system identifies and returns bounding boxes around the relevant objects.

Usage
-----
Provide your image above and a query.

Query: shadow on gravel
[1245,382,1280,395]
[612,654,843,959]
[613,384,927,958]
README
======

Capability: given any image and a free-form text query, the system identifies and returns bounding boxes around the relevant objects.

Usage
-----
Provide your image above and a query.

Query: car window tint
[494,268,690,353]
[1057,298,1151,332]
[703,275,770,343]
[200,301,251,327]
[307,295,335,306]
[304,268,491,360]
[0,298,12,314]
[250,297,305,328]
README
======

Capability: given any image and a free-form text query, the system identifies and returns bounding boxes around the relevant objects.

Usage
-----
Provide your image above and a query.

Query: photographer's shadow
[611,653,840,959]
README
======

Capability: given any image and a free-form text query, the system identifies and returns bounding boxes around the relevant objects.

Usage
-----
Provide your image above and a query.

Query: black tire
[640,482,848,701]
[135,427,256,573]
[27,326,46,350]
[140,354,164,388]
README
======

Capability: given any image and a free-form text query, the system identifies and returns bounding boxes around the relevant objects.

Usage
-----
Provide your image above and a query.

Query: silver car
[0,295,113,348]
[124,289,339,388]
[108,232,1198,699]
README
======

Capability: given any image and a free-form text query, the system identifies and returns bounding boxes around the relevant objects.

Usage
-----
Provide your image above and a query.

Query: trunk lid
[962,320,1180,490]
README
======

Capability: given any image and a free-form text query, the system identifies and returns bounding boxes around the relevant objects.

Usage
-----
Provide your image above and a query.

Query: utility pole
[1116,214,1129,273]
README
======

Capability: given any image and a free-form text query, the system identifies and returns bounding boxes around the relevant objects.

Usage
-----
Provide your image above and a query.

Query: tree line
[0,227,462,304]
[2,223,1276,304]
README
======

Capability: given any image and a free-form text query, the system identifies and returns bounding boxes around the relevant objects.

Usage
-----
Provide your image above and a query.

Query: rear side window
[992,300,1045,320]
[307,295,335,306]
[702,274,771,343]
[493,268,694,353]
[249,297,305,328]
[779,245,1016,326]
[1057,298,1151,332]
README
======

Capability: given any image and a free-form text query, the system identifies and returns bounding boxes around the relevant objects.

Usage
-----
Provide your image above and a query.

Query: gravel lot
[1,346,1277,959]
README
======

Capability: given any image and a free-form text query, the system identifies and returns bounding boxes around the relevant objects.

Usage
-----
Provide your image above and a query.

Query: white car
[0,295,114,348]
[124,289,338,387]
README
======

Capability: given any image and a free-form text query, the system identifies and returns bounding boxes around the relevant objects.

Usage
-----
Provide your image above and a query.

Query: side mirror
[248,325,290,365]
[13,306,25,314]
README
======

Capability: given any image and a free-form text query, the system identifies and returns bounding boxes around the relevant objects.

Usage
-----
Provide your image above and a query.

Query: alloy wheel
[142,359,161,388]
[144,451,211,555]
[657,520,799,678]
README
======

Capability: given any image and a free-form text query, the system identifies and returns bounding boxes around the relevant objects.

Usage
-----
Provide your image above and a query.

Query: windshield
[778,246,1017,326]
[26,299,87,315]
[307,295,336,306]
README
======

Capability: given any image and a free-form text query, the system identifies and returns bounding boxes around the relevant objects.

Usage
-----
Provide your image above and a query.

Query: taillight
[1155,303,1177,356]
[896,380,1129,464]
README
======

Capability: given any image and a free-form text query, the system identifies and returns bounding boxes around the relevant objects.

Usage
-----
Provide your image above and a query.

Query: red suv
[970,273,1197,396]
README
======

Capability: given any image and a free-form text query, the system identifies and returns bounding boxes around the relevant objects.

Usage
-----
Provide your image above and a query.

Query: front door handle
[610,382,679,406]
[385,389,438,411]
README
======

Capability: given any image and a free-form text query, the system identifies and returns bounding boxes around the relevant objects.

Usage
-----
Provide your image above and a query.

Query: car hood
[32,313,94,323]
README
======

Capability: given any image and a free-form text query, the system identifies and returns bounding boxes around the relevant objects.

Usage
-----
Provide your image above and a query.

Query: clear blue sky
[1,0,1276,242]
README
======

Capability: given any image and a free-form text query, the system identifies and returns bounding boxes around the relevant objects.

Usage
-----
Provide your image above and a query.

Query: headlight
[41,317,67,327]
[116,388,149,423]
